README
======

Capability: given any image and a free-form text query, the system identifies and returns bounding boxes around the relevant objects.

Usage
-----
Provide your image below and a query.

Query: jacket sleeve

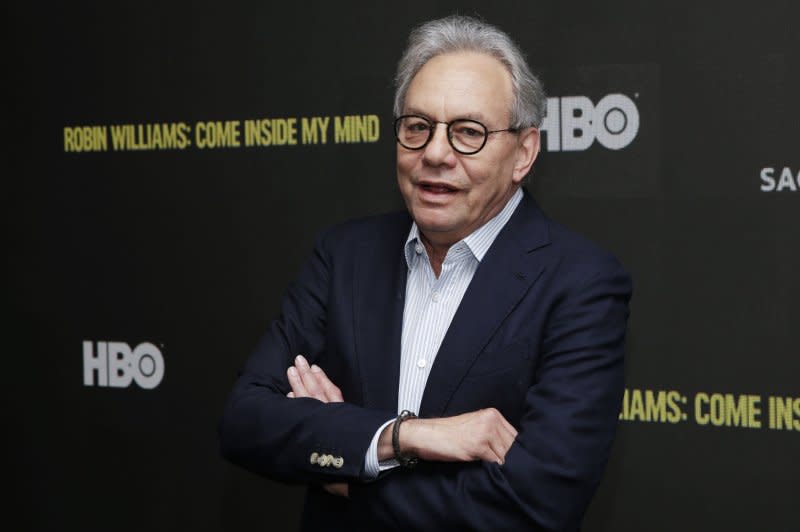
[218,228,390,485]
[348,259,632,531]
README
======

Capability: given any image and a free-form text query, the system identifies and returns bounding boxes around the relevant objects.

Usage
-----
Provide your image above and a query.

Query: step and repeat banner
[9,2,798,531]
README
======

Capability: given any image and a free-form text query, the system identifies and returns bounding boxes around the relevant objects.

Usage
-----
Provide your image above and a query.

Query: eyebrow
[403,107,489,124]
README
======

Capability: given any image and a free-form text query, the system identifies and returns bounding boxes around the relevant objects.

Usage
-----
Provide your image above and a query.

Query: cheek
[396,157,413,182]
[462,153,513,190]
[460,160,493,188]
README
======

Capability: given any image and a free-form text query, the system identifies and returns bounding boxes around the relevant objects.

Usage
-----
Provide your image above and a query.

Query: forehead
[404,51,513,123]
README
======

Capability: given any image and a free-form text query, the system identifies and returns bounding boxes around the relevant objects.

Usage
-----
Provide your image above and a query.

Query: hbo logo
[83,341,165,389]
[540,93,640,151]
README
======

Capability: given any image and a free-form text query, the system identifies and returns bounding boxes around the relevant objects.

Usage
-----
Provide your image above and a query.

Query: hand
[286,356,347,497]
[380,408,518,465]
[286,355,343,403]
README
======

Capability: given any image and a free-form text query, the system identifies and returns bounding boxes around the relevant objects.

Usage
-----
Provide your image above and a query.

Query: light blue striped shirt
[363,188,523,478]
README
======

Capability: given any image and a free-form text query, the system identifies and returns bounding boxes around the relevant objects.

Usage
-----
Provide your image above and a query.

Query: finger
[481,439,505,464]
[483,424,514,464]
[499,421,520,461]
[297,360,325,401]
[295,355,323,398]
[295,354,311,372]
[287,391,295,398]
[287,366,309,397]
[493,430,515,463]
[498,418,517,445]
[311,365,344,402]
[500,416,518,438]
[479,409,515,463]
[485,408,517,445]
[294,355,319,397]
[482,407,516,437]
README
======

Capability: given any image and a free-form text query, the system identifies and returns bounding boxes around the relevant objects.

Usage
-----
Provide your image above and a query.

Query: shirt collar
[404,187,523,268]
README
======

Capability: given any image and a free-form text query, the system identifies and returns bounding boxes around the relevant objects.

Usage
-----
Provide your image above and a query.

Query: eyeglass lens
[395,116,487,154]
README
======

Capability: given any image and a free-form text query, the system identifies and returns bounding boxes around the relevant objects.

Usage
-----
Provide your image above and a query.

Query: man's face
[397,51,539,247]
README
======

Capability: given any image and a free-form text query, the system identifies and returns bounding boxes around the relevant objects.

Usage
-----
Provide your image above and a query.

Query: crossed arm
[285,354,519,497]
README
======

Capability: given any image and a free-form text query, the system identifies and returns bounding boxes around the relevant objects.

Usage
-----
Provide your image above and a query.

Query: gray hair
[393,15,547,129]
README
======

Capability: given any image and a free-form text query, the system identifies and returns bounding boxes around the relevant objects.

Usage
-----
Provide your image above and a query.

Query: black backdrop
[9,1,799,530]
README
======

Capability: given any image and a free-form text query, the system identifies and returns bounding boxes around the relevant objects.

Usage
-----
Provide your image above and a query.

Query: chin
[412,210,460,234]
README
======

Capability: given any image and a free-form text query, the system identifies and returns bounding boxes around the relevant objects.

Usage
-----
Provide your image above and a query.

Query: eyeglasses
[393,114,519,155]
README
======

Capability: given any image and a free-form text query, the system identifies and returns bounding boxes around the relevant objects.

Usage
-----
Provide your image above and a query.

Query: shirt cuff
[362,418,399,480]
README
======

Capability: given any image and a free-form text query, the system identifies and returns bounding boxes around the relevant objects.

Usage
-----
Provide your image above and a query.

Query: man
[220,15,631,531]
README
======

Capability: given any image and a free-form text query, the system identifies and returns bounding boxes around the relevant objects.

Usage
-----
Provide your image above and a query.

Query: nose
[422,123,457,167]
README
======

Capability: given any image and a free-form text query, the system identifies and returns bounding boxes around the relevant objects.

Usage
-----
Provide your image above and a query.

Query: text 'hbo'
[83,341,164,389]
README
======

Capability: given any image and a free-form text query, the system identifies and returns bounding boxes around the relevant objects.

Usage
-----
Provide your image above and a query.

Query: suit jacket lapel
[353,214,411,413]
[419,191,551,417]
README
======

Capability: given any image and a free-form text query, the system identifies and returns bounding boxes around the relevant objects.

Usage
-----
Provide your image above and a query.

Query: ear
[511,128,540,184]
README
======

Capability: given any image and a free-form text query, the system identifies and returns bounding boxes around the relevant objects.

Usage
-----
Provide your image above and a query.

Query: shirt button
[417,358,427,368]
[415,243,423,254]
[432,291,440,302]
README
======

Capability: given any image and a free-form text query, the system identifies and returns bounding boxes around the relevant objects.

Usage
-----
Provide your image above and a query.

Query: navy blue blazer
[220,189,632,531]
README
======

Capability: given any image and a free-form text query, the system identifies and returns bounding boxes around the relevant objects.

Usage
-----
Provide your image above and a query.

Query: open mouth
[419,182,458,194]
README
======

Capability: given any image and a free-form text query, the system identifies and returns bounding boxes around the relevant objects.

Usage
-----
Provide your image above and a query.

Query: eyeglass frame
[393,114,520,155]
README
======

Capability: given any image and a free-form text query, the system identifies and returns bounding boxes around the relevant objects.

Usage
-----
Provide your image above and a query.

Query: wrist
[397,417,421,456]
[392,410,419,468]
